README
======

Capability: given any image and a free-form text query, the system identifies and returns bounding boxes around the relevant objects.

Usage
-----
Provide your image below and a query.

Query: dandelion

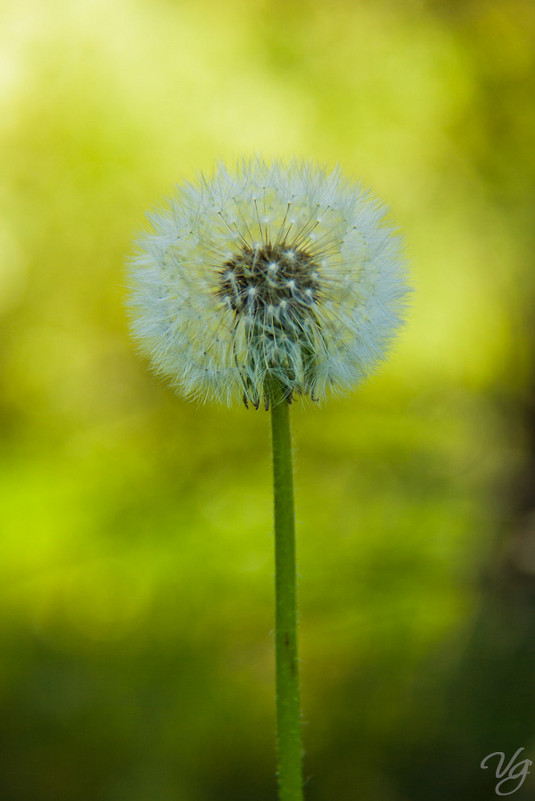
[126,157,409,409]
[126,157,410,801]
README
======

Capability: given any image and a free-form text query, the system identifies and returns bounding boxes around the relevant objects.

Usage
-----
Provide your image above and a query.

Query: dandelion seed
[126,157,410,407]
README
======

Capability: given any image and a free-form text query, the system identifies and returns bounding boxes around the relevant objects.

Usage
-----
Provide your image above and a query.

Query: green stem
[270,381,304,801]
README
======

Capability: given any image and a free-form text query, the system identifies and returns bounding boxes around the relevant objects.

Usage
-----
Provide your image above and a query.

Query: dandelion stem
[270,380,304,801]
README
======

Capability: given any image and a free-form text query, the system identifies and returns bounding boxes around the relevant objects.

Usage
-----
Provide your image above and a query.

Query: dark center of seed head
[217,243,319,314]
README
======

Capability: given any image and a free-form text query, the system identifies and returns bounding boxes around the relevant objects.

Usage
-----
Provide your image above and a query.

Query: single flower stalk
[126,157,410,801]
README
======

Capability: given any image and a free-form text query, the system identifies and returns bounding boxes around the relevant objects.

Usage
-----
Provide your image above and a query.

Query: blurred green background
[1,0,535,799]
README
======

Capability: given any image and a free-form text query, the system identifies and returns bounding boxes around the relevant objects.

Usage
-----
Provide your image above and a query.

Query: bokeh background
[2,0,535,799]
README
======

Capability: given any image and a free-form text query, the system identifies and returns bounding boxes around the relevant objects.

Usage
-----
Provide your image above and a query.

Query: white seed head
[126,157,410,407]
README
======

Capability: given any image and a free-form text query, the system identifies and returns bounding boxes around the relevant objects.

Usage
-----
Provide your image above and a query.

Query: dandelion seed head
[126,157,410,407]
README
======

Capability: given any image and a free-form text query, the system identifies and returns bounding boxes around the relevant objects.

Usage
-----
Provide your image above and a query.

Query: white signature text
[480,748,532,796]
